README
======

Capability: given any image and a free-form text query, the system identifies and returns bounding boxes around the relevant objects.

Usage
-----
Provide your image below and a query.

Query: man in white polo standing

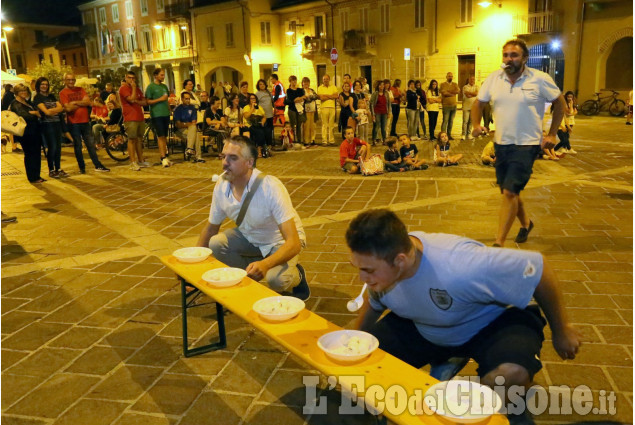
[472,39,565,247]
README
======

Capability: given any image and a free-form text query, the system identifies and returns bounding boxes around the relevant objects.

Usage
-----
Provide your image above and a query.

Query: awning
[0,71,25,85]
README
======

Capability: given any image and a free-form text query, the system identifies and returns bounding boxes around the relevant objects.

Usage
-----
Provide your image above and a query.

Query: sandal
[32,178,46,184]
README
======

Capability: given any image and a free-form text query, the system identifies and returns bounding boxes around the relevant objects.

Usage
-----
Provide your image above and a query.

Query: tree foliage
[27,61,74,96]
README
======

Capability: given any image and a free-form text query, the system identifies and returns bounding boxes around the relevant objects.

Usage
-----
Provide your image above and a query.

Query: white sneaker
[460,136,465,141]
[556,148,568,155]
[411,136,420,141]
[130,162,141,171]
[161,157,172,168]
[138,161,151,168]
[467,135,474,140]
[568,148,577,154]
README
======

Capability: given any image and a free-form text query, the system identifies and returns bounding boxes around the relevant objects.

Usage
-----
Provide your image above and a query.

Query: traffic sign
[404,48,411,61]
[330,48,338,65]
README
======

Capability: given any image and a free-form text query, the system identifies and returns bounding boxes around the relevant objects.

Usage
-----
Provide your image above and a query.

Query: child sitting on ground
[384,138,409,172]
[434,131,463,166]
[481,140,496,166]
[355,98,370,142]
[398,134,428,170]
[280,121,298,150]
[541,130,563,160]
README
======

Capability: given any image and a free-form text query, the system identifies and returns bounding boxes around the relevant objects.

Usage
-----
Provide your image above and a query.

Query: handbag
[1,110,26,137]
[361,154,385,176]
[105,124,120,133]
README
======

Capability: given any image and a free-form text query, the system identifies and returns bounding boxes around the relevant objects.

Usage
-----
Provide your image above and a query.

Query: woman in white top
[179,79,201,110]
[426,79,441,141]
[224,94,243,136]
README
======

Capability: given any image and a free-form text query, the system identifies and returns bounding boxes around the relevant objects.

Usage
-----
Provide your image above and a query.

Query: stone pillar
[142,65,153,91]
[172,62,183,94]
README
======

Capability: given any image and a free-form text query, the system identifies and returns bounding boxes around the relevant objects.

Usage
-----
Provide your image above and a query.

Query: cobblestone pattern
[1,114,632,424]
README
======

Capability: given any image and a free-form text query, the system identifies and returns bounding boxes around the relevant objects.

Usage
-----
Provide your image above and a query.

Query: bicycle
[104,125,129,162]
[580,90,626,117]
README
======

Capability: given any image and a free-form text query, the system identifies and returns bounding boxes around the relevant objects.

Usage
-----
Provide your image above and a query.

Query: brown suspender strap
[235,173,265,228]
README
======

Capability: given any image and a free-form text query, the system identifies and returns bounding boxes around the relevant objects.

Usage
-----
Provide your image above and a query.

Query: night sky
[2,0,84,26]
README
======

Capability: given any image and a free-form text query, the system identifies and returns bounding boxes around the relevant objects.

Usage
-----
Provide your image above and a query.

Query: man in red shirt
[339,126,370,174]
[119,71,149,170]
[59,73,109,173]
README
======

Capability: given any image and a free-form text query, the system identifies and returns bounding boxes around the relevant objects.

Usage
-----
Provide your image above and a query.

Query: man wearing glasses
[119,71,150,170]
[59,73,110,173]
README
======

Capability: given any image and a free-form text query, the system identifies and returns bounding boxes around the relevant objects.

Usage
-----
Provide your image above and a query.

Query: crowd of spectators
[0,68,580,182]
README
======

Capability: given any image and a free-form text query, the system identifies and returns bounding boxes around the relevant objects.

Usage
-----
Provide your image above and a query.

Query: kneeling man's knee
[483,363,531,388]
[266,267,299,293]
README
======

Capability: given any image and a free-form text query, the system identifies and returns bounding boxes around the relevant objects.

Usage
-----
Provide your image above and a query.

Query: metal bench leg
[180,277,227,357]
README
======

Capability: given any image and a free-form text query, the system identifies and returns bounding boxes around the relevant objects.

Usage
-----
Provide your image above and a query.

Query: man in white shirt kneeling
[196,135,310,300]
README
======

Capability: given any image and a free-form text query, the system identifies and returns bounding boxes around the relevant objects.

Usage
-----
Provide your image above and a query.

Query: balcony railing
[342,30,377,55]
[118,52,133,63]
[302,36,329,57]
[513,11,560,36]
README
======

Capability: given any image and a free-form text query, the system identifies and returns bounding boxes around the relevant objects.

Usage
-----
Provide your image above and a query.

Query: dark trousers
[249,125,266,148]
[428,111,439,139]
[41,121,62,171]
[18,131,42,182]
[390,104,400,136]
[69,123,102,170]
[288,110,305,145]
[417,111,427,137]
[264,117,274,147]
[555,129,571,151]
[385,162,408,172]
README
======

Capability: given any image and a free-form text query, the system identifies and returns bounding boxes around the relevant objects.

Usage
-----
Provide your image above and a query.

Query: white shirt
[208,168,306,257]
[478,67,561,146]
[462,83,478,110]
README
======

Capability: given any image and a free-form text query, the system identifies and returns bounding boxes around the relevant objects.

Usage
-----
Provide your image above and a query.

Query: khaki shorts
[124,121,145,139]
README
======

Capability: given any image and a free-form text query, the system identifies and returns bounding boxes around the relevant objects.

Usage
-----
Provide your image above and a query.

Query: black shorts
[368,305,546,379]
[152,116,170,138]
[494,144,541,194]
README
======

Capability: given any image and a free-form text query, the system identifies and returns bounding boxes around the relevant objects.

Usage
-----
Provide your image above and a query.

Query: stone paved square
[2,114,632,424]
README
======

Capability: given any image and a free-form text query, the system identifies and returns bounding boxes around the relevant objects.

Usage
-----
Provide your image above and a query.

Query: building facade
[190,0,632,104]
[78,0,197,91]
[4,23,85,75]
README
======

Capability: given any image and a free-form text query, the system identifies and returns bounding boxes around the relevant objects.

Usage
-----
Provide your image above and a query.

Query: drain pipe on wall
[433,0,439,54]
[574,0,586,97]
[324,0,336,84]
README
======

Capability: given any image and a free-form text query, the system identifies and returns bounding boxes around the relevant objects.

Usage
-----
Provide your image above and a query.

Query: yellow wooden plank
[161,255,508,425]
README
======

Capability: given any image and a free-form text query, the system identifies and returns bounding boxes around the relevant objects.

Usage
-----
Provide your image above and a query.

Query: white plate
[317,330,379,363]
[253,296,305,322]
[173,247,212,263]
[424,380,503,423]
[201,267,247,287]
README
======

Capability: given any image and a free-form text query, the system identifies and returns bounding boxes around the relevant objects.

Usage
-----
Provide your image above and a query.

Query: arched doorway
[605,37,633,90]
[204,66,243,92]
[527,43,564,91]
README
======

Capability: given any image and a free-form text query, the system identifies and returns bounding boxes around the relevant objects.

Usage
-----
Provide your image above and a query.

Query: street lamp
[478,0,502,7]
[1,25,13,70]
